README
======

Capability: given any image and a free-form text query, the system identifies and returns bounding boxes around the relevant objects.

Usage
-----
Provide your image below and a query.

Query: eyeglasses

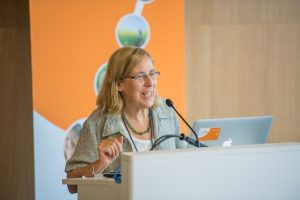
[125,71,160,81]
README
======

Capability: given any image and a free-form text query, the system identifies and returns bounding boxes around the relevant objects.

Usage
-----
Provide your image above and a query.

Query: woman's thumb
[117,135,124,144]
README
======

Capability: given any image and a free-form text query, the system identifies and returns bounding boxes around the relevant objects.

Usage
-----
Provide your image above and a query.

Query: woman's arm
[66,135,123,193]
[66,160,107,193]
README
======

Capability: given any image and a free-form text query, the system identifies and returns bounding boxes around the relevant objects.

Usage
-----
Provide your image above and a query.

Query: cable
[150,134,183,151]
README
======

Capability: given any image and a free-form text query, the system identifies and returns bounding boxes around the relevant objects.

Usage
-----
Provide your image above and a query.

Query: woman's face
[118,56,157,110]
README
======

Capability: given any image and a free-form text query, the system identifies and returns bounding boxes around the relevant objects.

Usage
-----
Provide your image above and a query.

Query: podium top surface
[121,142,300,160]
[62,176,119,187]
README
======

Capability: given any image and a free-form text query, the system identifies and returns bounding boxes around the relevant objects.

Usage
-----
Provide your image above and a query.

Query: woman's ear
[117,82,123,92]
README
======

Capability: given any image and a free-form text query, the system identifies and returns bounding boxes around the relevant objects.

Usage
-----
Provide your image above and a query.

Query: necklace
[122,113,150,135]
[121,109,154,152]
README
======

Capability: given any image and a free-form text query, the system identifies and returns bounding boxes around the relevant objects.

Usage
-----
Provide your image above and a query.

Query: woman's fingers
[108,142,117,157]
[116,136,123,153]
[104,147,113,157]
[100,142,115,157]
[99,136,123,160]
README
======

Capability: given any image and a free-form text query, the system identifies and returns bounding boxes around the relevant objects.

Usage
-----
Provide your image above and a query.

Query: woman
[65,46,185,193]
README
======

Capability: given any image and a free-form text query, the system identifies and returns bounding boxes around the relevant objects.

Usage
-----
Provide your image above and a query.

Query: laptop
[192,116,273,147]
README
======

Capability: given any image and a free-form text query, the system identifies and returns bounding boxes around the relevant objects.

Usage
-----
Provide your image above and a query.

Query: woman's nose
[144,75,154,86]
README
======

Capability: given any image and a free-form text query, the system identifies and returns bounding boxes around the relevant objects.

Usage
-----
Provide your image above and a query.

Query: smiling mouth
[141,91,154,97]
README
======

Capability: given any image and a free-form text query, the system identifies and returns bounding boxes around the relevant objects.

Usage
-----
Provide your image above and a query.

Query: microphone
[166,99,207,147]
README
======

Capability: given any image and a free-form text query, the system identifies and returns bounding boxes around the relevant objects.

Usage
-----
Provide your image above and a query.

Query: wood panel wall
[0,0,35,199]
[185,0,300,142]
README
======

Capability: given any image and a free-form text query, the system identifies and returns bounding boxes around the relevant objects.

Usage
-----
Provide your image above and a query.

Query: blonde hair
[96,46,161,116]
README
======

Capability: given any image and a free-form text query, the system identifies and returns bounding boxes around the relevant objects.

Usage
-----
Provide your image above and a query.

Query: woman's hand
[94,135,123,174]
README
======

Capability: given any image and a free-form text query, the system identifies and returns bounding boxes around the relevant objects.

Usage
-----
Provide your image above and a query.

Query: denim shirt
[65,101,186,173]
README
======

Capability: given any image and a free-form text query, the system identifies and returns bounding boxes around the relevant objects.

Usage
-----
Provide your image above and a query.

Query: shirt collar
[153,104,172,119]
[102,114,125,137]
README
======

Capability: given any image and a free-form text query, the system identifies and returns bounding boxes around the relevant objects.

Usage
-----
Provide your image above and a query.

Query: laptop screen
[192,116,273,147]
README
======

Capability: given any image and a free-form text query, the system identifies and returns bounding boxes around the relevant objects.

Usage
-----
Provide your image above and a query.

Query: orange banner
[30,0,185,131]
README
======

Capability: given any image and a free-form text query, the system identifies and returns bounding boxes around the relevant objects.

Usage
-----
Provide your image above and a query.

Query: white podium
[63,143,300,200]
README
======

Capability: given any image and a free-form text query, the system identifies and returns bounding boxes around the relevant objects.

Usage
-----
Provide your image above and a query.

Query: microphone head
[166,99,174,107]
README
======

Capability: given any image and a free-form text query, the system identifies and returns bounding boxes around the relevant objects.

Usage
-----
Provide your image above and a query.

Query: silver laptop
[192,116,273,147]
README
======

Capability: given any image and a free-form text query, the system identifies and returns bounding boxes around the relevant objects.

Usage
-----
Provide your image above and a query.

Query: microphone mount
[150,134,206,150]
